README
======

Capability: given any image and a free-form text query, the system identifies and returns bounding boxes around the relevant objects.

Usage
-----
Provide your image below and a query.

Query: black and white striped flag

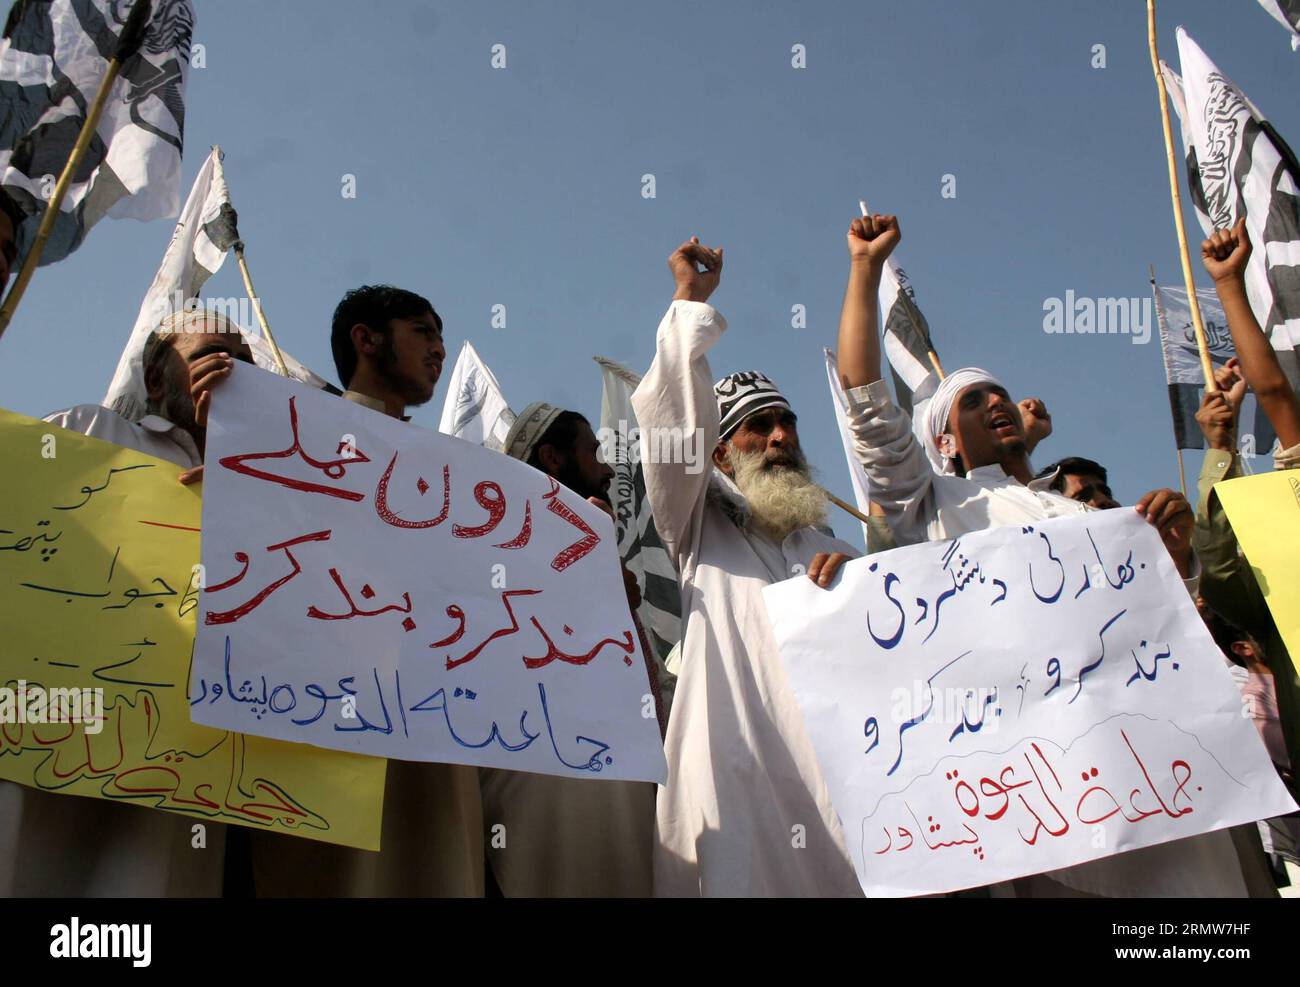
[1257,0,1300,50]
[1167,29,1300,432]
[594,356,681,670]
[878,257,940,417]
[0,0,194,268]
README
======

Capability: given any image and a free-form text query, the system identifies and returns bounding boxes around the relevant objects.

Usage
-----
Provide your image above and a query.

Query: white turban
[921,367,1005,474]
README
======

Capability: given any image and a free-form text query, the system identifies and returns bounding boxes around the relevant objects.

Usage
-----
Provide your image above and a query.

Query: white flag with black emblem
[1171,28,1300,440]
[438,339,516,450]
[0,0,194,268]
[594,355,681,669]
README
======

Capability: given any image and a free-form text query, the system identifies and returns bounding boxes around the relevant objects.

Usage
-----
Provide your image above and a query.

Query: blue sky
[2,0,1296,549]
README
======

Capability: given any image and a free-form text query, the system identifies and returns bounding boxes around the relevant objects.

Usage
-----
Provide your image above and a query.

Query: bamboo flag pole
[859,199,945,379]
[0,0,154,343]
[209,149,289,377]
[820,486,871,526]
[1146,0,1217,394]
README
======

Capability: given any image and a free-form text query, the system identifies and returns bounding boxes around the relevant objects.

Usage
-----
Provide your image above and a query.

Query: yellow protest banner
[1214,469,1300,674]
[0,408,384,849]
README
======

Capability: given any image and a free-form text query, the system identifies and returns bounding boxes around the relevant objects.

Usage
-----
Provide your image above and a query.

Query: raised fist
[1201,217,1252,285]
[847,213,900,270]
[669,236,723,304]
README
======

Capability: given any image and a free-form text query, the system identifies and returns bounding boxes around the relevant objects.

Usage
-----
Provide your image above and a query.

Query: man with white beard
[633,236,861,897]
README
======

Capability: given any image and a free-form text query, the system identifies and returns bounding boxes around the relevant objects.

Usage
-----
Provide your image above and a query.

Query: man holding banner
[835,210,1258,896]
[249,283,485,897]
[0,309,248,896]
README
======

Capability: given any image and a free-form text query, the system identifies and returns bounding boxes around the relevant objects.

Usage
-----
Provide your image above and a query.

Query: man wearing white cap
[835,211,1255,898]
[633,236,862,897]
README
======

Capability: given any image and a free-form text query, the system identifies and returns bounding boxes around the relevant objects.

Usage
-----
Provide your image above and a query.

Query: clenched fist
[1201,217,1252,285]
[847,213,900,272]
[1018,397,1052,454]
[670,236,723,304]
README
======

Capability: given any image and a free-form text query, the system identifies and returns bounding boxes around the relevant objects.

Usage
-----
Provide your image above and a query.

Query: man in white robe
[835,210,1254,897]
[634,236,861,897]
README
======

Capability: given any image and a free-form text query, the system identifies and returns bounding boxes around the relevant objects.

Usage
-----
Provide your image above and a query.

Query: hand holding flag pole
[860,200,945,380]
[1146,0,1218,394]
[0,0,155,343]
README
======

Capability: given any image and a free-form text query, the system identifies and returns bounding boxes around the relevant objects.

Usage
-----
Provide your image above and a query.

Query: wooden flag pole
[233,245,289,377]
[0,0,155,342]
[859,199,945,380]
[819,486,871,526]
[207,147,290,377]
[1146,0,1217,394]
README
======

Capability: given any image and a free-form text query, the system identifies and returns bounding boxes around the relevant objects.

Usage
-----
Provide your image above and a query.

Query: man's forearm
[1216,276,1300,448]
[837,262,883,390]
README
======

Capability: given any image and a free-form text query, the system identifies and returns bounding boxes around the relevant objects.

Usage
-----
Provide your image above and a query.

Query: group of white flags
[1158,28,1300,454]
[0,0,194,268]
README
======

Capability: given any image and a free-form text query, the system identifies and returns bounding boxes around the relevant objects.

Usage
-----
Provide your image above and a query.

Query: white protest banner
[191,364,667,784]
[763,510,1295,897]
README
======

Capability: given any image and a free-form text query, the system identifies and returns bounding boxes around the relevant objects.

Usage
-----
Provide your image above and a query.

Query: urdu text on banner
[0,407,385,850]
[191,365,667,784]
[763,510,1295,897]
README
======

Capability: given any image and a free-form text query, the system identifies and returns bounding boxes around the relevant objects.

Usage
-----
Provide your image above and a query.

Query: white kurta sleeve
[631,300,727,569]
[843,379,936,544]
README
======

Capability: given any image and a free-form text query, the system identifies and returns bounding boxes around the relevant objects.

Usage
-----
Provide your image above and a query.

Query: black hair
[1036,456,1108,493]
[330,284,439,388]
[526,411,589,471]
[1203,609,1254,667]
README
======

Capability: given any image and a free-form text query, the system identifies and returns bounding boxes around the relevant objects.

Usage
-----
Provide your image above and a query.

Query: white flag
[1173,29,1300,394]
[103,147,327,421]
[594,356,681,665]
[1257,0,1300,50]
[437,340,515,449]
[0,0,194,267]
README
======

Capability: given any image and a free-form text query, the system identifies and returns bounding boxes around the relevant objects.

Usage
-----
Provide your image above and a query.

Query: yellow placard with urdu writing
[1214,468,1300,675]
[0,407,385,850]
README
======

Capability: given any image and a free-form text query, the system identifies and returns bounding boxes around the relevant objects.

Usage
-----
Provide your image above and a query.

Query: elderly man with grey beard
[0,310,252,897]
[632,236,862,897]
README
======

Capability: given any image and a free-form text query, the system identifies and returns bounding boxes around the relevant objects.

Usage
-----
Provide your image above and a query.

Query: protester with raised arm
[1192,359,1300,778]
[633,236,862,897]
[1200,219,1300,469]
[836,212,1259,897]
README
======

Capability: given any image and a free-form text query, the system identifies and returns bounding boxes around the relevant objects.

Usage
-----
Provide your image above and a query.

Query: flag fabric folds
[878,257,939,417]
[0,0,195,268]
[1165,30,1300,441]
[103,147,327,420]
[1257,0,1300,50]
[594,356,682,666]
[437,340,516,450]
